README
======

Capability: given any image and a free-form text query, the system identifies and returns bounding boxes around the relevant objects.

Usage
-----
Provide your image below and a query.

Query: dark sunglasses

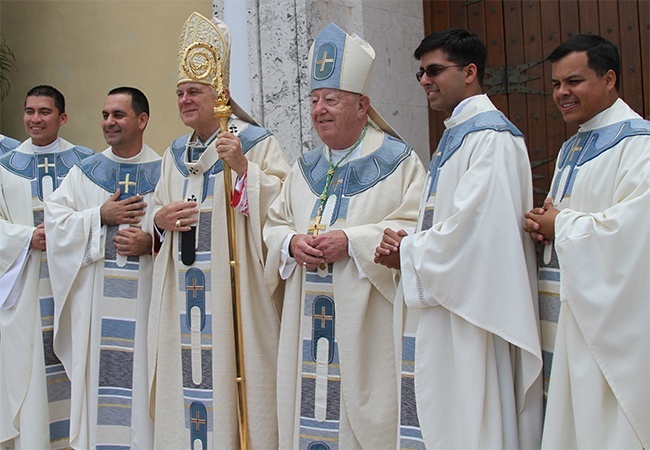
[416,64,467,81]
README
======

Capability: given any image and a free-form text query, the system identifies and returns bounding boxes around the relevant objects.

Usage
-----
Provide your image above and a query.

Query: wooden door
[422,0,649,205]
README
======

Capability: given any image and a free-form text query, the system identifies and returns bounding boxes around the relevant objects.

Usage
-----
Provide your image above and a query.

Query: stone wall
[216,0,429,164]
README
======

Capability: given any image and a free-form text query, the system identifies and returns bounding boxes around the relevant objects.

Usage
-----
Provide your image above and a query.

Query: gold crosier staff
[182,41,250,450]
[212,50,250,450]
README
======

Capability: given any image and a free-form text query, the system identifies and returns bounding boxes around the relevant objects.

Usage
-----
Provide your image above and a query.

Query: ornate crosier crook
[181,39,249,450]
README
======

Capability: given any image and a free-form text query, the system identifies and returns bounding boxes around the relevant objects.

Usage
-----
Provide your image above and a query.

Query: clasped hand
[523,198,559,244]
[30,222,47,251]
[374,228,407,270]
[290,230,348,270]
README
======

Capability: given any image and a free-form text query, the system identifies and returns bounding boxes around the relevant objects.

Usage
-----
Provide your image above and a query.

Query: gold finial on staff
[211,43,232,132]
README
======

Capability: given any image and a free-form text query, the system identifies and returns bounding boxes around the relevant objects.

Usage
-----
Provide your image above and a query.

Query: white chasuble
[399,95,543,449]
[540,99,650,449]
[148,119,290,450]
[44,145,160,450]
[0,139,93,449]
[264,126,425,450]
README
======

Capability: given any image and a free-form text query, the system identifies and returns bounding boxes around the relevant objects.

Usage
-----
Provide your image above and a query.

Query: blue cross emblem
[313,43,336,80]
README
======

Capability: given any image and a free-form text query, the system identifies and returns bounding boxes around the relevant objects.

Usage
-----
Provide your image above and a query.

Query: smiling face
[417,48,473,117]
[102,93,147,156]
[551,51,617,125]
[176,82,222,141]
[23,95,67,146]
[310,88,369,150]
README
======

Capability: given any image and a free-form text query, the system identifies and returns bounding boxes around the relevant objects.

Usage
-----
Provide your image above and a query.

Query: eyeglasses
[416,64,467,81]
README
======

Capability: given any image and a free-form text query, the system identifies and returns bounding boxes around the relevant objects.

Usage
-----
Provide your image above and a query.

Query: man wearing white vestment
[147,12,290,450]
[45,87,160,449]
[0,85,93,449]
[525,34,649,449]
[376,29,543,449]
[0,134,19,154]
[264,23,425,450]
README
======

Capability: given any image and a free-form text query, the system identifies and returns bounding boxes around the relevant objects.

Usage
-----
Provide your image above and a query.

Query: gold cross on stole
[38,157,56,174]
[568,142,583,158]
[187,278,204,298]
[329,175,344,191]
[314,306,333,328]
[119,173,137,194]
[190,410,206,431]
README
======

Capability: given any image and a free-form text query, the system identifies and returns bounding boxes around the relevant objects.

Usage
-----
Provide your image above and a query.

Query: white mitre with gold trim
[177,12,257,125]
[308,23,400,139]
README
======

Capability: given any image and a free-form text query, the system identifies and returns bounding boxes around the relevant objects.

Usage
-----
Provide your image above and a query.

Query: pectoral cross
[308,212,326,236]
[119,173,137,194]
[308,206,329,271]
[316,52,334,72]
[38,157,56,174]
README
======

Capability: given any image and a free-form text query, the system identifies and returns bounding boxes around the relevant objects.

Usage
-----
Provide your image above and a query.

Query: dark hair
[414,28,487,84]
[108,86,150,116]
[547,34,620,91]
[26,85,65,113]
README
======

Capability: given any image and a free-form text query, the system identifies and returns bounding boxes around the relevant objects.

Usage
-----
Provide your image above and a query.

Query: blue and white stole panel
[538,118,650,401]
[297,136,413,450]
[77,154,161,447]
[396,142,445,450]
[171,137,216,450]
[0,147,94,448]
[398,333,423,450]
[169,123,270,449]
[299,186,347,450]
[35,204,73,449]
[397,163,437,450]
[97,227,139,449]
[178,171,215,450]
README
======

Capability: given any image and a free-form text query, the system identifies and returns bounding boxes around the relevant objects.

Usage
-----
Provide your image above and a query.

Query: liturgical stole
[170,122,270,449]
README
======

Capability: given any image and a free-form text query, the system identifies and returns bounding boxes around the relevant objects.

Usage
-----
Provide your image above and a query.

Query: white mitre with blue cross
[308,22,401,139]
